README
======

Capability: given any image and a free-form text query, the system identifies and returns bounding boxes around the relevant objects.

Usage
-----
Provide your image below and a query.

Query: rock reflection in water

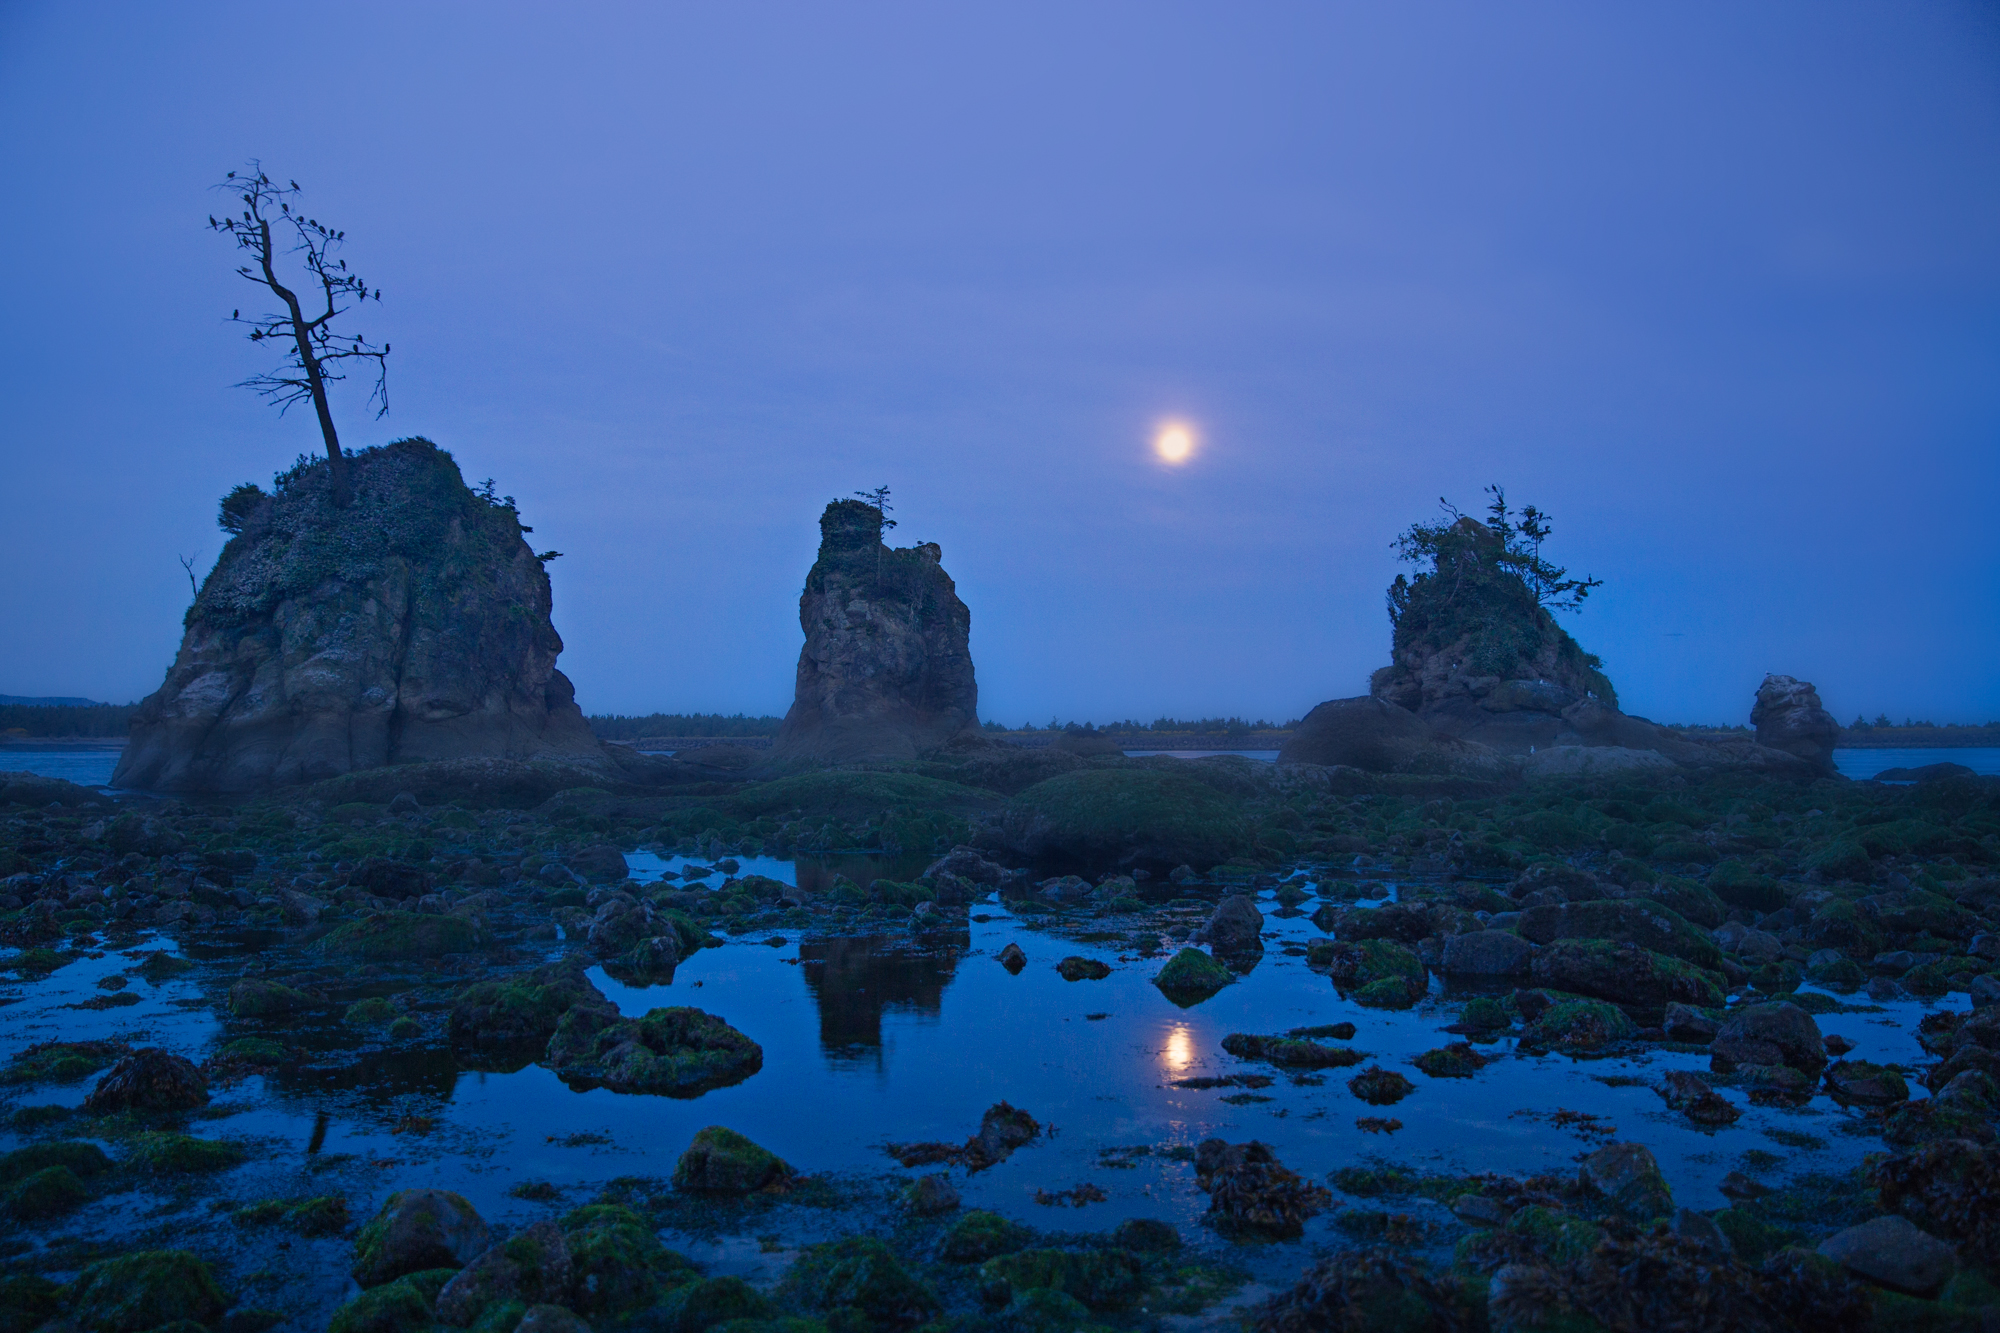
[799,934,964,1062]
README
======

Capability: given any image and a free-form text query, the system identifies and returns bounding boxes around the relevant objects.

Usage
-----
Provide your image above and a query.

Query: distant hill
[1,700,138,738]
[0,695,106,707]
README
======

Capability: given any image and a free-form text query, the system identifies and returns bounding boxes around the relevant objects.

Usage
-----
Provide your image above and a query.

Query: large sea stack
[114,439,603,792]
[771,499,979,765]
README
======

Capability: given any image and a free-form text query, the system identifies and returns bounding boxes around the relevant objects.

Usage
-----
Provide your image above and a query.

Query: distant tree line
[587,713,785,739]
[980,717,1302,735]
[0,703,140,738]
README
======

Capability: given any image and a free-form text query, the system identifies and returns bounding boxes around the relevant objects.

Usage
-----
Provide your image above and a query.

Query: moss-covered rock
[777,1237,941,1330]
[0,1139,112,1186]
[1347,1066,1416,1105]
[0,1274,61,1333]
[1412,1043,1490,1079]
[1529,940,1725,1013]
[671,1126,795,1194]
[1327,938,1429,1009]
[1221,1034,1365,1068]
[1152,948,1233,1005]
[125,1133,247,1175]
[353,1189,492,1288]
[313,911,488,961]
[998,768,1253,873]
[3,1165,89,1220]
[82,1048,209,1112]
[1521,999,1638,1053]
[228,978,320,1018]
[1,1039,127,1087]
[1253,1248,1472,1332]
[941,1210,1035,1263]
[328,1270,459,1333]
[63,1251,226,1333]
[652,1276,770,1332]
[1056,956,1111,981]
[1516,899,1722,968]
[560,1203,698,1319]
[449,962,606,1062]
[545,1006,762,1096]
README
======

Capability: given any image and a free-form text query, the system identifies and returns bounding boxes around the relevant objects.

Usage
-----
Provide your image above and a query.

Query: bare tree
[177,553,200,599]
[209,164,389,506]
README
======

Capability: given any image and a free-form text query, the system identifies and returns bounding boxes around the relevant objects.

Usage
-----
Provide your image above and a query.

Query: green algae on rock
[1348,1066,1417,1105]
[328,1269,460,1333]
[1152,947,1234,1005]
[546,1006,763,1096]
[941,1210,1035,1263]
[448,961,607,1064]
[1222,1033,1367,1068]
[980,1247,1147,1311]
[352,1189,493,1289]
[1520,998,1639,1053]
[63,1251,227,1333]
[313,910,490,961]
[3,1165,90,1220]
[559,1203,699,1320]
[124,1133,247,1175]
[999,768,1254,872]
[671,1126,796,1194]
[775,1236,942,1330]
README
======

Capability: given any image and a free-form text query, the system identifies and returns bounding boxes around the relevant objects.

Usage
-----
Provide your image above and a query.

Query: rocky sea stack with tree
[113,439,603,792]
[771,495,981,766]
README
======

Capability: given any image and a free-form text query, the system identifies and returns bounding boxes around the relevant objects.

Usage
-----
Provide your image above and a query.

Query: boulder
[922,845,1008,886]
[435,1222,572,1326]
[63,1251,226,1333]
[1275,696,1507,777]
[1439,930,1536,978]
[352,1189,491,1288]
[1711,1002,1826,1078]
[1661,1003,1718,1044]
[1818,1215,1956,1296]
[114,439,607,792]
[1152,948,1234,1005]
[448,962,608,1061]
[1515,899,1721,969]
[1195,895,1265,955]
[671,1126,795,1194]
[906,1174,960,1215]
[770,500,980,765]
[1528,940,1725,1013]
[1579,1142,1673,1219]
[1750,675,1840,778]
[544,1006,762,1096]
[83,1049,208,1113]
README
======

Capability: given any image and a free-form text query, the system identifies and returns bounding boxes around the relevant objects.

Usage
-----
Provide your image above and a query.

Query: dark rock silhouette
[1275,697,1509,776]
[115,439,603,792]
[1750,674,1840,777]
[771,500,979,765]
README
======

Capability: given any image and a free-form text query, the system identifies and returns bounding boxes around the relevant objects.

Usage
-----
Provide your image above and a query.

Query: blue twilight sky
[2,3,1997,727]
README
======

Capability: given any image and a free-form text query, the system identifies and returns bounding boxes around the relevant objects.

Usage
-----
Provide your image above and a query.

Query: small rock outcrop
[115,439,604,792]
[1750,674,1840,777]
[1275,696,1507,775]
[771,500,979,765]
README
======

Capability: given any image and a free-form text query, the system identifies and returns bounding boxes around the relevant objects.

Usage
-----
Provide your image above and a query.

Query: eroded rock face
[771,500,978,765]
[1750,674,1840,777]
[115,439,604,793]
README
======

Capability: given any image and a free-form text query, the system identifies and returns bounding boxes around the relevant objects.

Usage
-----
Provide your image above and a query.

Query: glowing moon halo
[1153,421,1197,465]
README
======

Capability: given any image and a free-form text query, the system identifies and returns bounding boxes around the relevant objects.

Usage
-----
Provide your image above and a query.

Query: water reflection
[1162,1024,1194,1074]
[798,935,963,1063]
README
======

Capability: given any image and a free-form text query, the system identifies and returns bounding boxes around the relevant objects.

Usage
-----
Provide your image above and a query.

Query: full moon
[1153,421,1196,464]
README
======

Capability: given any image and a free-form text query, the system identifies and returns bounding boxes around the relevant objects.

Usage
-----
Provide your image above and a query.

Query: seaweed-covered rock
[1823,1060,1909,1107]
[512,1308,590,1333]
[82,1048,208,1113]
[63,1251,226,1333]
[965,1102,1041,1168]
[777,1236,941,1330]
[1658,1070,1740,1126]
[545,1007,762,1096]
[114,439,606,792]
[671,1126,795,1194]
[905,1174,960,1216]
[1252,1249,1470,1332]
[1529,939,1724,1014]
[1055,956,1111,981]
[122,1132,246,1175]
[1710,1002,1827,1078]
[313,911,489,961]
[979,1248,1145,1311]
[3,1165,89,1220]
[1412,1043,1489,1079]
[559,1203,697,1320]
[1347,1067,1416,1105]
[1521,998,1638,1052]
[651,1276,769,1331]
[353,1189,492,1288]
[1326,938,1428,1009]
[330,1271,459,1333]
[436,1222,572,1326]
[228,979,320,1018]
[1515,899,1722,969]
[1195,895,1266,955]
[1194,1139,1331,1237]
[998,768,1253,872]
[449,962,608,1061]
[1580,1141,1673,1220]
[941,1210,1034,1263]
[1152,947,1233,1004]
[1222,1034,1365,1069]
[771,499,979,765]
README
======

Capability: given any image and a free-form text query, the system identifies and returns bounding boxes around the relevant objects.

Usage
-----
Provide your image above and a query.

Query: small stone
[1818,1215,1957,1296]
[1671,1207,1732,1256]
[906,1174,960,1216]
[1580,1142,1673,1219]
[1452,1194,1512,1226]
[1823,1034,1855,1056]
[1056,956,1111,981]
[996,943,1027,974]
[1195,896,1265,956]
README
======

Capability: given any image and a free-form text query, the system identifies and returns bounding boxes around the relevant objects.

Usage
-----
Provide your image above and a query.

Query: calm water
[1833,747,2000,779]
[2,749,121,787]
[0,852,1940,1294]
